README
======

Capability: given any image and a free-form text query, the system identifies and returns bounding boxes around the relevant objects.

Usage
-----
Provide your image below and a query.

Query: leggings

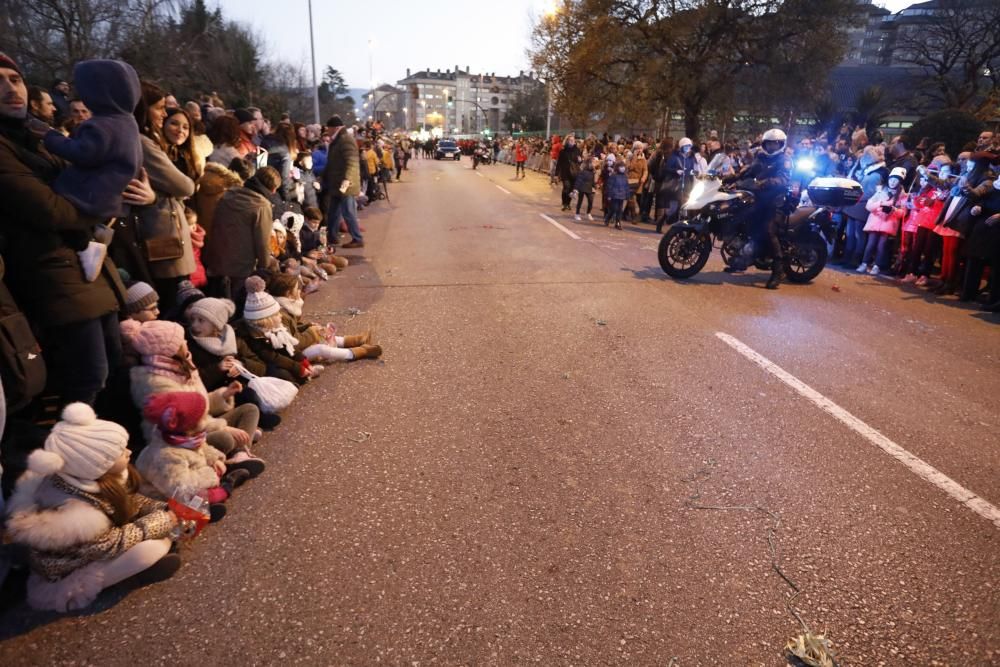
[576,192,594,215]
[940,235,962,285]
[515,161,525,177]
[897,230,917,273]
[862,232,891,267]
[205,403,260,455]
[908,226,939,276]
[605,199,624,224]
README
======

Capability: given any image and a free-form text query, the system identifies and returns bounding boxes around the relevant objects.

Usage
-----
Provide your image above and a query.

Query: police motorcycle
[656,152,862,282]
[472,143,491,169]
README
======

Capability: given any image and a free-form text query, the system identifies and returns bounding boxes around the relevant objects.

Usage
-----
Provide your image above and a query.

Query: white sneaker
[587,214,594,221]
[78,241,107,282]
[870,265,880,276]
[855,262,868,273]
[575,215,581,221]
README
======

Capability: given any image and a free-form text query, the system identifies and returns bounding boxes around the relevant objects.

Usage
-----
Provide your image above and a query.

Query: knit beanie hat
[186,297,236,333]
[0,53,21,76]
[128,320,186,357]
[234,108,254,124]
[142,392,207,436]
[243,276,280,321]
[176,280,205,312]
[125,281,158,315]
[29,403,129,492]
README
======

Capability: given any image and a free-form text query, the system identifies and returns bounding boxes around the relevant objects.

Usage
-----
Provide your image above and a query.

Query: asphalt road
[1,155,998,666]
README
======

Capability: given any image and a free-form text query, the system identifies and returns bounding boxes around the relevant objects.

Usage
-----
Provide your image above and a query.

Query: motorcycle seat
[784,206,819,231]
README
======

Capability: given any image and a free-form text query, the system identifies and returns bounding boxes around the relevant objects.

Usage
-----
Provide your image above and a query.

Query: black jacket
[734,151,791,208]
[555,142,581,181]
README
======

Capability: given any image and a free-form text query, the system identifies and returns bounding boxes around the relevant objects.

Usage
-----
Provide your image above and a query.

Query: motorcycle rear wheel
[783,235,828,284]
[658,226,712,279]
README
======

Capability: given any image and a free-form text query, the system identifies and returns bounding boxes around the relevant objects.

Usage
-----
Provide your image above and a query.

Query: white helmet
[761,128,787,157]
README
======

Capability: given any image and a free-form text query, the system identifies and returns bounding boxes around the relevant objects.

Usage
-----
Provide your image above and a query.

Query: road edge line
[540,214,582,240]
[496,185,511,195]
[715,331,1000,530]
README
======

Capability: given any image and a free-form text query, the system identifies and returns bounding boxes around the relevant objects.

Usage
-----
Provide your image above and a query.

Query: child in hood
[267,273,382,363]
[121,319,263,460]
[5,403,182,612]
[136,392,263,522]
[234,276,320,385]
[184,295,282,428]
[300,207,348,275]
[39,60,143,282]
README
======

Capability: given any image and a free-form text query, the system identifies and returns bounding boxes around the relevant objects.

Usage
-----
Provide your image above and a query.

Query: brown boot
[349,344,382,360]
[342,331,371,347]
[329,255,349,269]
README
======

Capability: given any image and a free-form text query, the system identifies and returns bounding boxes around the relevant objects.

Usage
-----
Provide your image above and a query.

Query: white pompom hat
[30,403,129,492]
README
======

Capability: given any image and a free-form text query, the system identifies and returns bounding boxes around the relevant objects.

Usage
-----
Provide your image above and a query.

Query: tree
[853,86,890,136]
[529,0,859,141]
[901,109,983,159]
[1,0,314,121]
[893,0,1000,117]
[503,83,548,131]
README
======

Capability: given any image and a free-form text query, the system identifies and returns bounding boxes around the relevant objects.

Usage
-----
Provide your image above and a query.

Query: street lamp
[307,0,320,124]
[403,107,408,131]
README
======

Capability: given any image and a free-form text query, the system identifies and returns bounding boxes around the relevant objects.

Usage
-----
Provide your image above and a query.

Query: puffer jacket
[865,188,906,234]
[135,429,226,500]
[187,324,267,390]
[5,462,172,611]
[234,319,309,385]
[605,172,630,200]
[135,135,197,279]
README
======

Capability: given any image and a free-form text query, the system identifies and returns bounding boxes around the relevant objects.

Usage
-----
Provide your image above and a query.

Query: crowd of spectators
[484,126,1000,307]
[0,53,405,610]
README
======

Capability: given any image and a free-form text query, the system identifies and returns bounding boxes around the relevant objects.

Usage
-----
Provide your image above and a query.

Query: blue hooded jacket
[45,60,142,219]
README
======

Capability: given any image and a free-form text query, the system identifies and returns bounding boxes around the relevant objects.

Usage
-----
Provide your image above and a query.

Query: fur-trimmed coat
[5,460,173,611]
[129,365,234,442]
[134,429,226,500]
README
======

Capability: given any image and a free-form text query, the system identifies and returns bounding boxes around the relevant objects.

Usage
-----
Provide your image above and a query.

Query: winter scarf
[161,430,208,450]
[247,320,299,356]
[143,353,199,385]
[55,466,128,498]
[276,296,303,318]
[191,324,239,358]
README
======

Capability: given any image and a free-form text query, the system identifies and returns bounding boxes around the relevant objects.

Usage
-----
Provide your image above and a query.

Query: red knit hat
[0,53,21,76]
[142,392,207,435]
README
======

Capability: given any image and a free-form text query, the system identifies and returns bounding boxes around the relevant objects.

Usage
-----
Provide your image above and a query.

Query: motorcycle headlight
[796,157,816,173]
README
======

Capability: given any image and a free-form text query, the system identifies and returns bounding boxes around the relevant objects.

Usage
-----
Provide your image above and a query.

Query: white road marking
[716,332,1000,530]
[540,214,582,240]
[496,185,511,195]
[475,171,484,178]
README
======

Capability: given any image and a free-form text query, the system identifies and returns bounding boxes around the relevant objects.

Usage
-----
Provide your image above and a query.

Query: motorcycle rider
[724,128,791,290]
[655,137,698,233]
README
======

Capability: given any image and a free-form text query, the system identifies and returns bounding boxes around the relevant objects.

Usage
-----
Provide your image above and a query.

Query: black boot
[221,468,253,493]
[258,412,281,430]
[766,266,782,290]
[209,503,227,522]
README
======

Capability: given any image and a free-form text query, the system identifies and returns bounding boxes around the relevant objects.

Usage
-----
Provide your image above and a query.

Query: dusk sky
[216,0,917,90]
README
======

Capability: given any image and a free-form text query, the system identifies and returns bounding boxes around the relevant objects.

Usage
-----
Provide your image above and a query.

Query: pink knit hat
[127,320,186,357]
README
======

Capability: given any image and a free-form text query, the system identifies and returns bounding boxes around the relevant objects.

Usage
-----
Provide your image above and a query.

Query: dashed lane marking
[496,185,511,195]
[716,332,1000,530]
[475,171,484,178]
[540,213,582,240]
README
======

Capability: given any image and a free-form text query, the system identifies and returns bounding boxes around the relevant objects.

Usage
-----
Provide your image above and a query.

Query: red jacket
[515,145,527,162]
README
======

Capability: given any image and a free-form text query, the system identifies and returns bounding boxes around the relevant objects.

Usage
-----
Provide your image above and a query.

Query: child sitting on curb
[5,403,181,612]
[136,392,263,523]
[235,276,321,385]
[183,295,282,429]
[267,273,381,362]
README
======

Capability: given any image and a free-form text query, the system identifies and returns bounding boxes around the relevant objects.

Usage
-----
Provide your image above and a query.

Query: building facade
[392,67,543,135]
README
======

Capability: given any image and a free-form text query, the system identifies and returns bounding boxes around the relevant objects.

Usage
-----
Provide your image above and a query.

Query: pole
[307,0,320,125]
[545,81,552,140]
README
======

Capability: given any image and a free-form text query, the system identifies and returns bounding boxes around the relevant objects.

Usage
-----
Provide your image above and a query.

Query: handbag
[142,207,184,262]
[234,363,298,413]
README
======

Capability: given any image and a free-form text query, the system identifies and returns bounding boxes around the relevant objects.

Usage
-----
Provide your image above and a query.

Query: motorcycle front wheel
[658,226,712,279]
[783,234,828,284]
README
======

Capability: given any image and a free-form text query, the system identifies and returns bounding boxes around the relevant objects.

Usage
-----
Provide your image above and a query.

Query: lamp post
[543,3,560,140]
[403,107,408,131]
[307,0,320,124]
